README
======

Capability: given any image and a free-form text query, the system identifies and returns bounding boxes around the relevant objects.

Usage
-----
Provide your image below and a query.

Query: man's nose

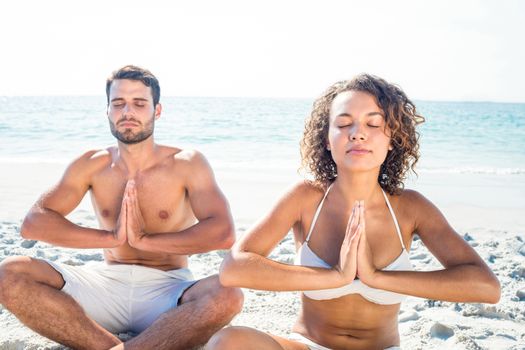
[122,104,134,115]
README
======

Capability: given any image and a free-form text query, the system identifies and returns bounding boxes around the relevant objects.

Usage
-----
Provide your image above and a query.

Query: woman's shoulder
[395,188,440,218]
[275,180,328,213]
[397,188,425,202]
[288,179,328,200]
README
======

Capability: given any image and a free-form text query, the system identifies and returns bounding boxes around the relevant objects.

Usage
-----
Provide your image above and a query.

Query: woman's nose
[349,124,366,141]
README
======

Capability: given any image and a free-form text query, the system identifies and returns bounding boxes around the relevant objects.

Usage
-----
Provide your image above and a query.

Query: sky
[1,0,524,102]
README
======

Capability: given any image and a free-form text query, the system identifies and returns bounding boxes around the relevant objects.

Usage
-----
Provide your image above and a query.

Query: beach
[0,160,524,349]
[1,97,524,349]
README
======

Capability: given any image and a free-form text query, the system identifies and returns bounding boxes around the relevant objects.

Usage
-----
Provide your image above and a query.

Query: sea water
[1,96,524,223]
[1,96,524,174]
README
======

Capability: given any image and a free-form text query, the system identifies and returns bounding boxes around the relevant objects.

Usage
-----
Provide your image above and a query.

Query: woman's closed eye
[337,123,352,128]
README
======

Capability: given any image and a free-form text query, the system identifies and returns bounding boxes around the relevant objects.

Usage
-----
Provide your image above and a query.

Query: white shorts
[47,261,197,334]
[288,333,401,350]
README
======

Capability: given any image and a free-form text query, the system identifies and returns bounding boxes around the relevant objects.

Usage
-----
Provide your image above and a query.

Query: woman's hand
[335,201,362,283]
[356,201,379,286]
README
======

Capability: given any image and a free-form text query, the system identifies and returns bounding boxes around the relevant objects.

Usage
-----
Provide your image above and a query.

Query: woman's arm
[357,190,500,304]
[220,182,361,291]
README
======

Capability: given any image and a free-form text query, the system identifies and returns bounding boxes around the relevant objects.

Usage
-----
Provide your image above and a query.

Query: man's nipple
[159,210,169,220]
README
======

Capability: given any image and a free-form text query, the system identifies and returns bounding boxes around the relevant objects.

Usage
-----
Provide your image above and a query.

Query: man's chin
[119,137,145,145]
[115,132,153,145]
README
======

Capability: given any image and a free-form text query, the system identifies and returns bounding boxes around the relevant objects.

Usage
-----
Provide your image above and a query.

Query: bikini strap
[381,189,406,250]
[305,184,333,242]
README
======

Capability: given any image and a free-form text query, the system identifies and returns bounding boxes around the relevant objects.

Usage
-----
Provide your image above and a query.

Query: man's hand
[125,180,146,248]
[111,182,130,247]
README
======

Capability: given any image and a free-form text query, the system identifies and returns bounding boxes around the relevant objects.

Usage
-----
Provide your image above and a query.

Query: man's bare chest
[88,171,194,232]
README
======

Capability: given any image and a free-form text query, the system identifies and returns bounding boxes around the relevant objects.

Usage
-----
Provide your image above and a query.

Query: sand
[0,161,524,349]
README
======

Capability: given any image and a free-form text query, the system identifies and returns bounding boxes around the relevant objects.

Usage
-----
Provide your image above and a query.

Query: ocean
[1,96,524,175]
[1,96,524,228]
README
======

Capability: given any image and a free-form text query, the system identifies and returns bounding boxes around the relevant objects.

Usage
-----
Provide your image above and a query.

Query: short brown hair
[300,74,425,195]
[106,65,160,106]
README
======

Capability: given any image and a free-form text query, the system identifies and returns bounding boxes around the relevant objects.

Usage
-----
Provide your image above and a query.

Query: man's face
[107,79,161,144]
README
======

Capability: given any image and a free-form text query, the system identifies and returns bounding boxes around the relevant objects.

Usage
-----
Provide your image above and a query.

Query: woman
[207,74,500,350]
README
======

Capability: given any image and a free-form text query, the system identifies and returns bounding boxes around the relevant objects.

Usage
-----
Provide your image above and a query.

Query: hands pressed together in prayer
[336,200,380,287]
[112,180,146,248]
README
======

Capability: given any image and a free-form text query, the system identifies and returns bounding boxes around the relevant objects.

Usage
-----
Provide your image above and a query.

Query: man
[0,65,243,349]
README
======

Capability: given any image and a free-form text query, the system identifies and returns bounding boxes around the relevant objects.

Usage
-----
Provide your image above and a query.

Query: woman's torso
[291,182,415,349]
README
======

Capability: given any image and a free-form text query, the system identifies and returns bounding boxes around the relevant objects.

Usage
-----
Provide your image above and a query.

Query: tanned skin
[0,78,243,350]
[206,91,500,350]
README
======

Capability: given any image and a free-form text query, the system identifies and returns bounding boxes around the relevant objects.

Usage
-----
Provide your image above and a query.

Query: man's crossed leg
[0,256,243,350]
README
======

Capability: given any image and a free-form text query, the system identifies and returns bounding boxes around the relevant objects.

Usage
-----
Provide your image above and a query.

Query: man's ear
[154,103,162,120]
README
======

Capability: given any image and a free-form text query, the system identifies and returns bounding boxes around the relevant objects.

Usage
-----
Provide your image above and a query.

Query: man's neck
[116,138,157,175]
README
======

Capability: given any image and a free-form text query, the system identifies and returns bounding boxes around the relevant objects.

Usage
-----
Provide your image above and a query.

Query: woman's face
[327,90,392,174]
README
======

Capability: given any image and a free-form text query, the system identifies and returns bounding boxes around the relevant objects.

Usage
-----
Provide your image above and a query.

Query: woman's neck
[332,170,384,206]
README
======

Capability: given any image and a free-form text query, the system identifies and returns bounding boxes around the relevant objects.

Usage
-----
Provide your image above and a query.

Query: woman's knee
[207,327,260,350]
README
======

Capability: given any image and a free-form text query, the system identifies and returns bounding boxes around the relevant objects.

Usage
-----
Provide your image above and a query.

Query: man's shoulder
[77,148,113,164]
[67,148,114,173]
[152,146,211,177]
[155,147,216,185]
[171,148,205,162]
[158,146,208,167]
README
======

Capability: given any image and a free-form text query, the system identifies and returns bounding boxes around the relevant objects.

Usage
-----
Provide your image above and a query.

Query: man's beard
[109,115,155,144]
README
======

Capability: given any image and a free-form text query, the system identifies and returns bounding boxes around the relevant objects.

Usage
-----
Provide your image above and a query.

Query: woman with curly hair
[206,74,500,350]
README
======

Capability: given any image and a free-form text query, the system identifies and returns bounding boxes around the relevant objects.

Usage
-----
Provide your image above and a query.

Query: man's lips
[118,121,139,127]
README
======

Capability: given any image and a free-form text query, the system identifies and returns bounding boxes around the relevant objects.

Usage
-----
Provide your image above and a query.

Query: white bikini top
[294,185,413,304]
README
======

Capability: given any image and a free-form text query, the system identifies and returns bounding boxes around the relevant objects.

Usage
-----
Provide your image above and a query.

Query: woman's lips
[346,148,371,155]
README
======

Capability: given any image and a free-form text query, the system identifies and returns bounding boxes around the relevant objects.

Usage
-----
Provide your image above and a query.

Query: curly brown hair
[300,74,425,195]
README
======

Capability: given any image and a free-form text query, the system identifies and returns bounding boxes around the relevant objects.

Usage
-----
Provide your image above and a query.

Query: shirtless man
[0,65,243,350]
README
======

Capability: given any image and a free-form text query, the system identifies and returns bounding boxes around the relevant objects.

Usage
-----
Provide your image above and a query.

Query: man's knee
[213,285,244,317]
[0,256,63,304]
[199,284,244,323]
[180,275,244,325]
[0,256,31,303]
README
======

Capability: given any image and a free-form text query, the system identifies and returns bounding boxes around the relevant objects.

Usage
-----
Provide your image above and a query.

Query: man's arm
[128,150,234,254]
[21,151,125,248]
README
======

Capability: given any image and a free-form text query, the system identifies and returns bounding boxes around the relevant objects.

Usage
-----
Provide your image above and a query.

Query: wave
[418,167,525,175]
[2,157,524,176]
[0,157,70,165]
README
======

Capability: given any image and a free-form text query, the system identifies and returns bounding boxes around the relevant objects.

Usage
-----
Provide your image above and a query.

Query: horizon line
[1,94,524,105]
